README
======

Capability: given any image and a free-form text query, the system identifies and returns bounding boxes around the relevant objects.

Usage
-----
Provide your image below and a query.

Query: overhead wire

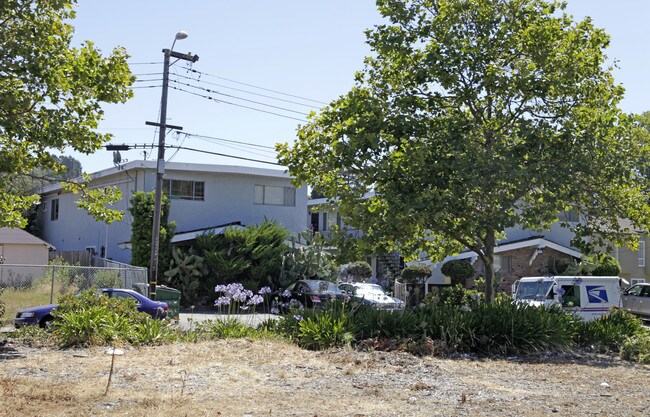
[189,69,328,105]
[172,73,316,108]
[171,86,308,122]
[170,79,308,116]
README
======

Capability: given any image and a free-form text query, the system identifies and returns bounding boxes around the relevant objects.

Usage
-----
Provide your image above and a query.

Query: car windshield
[515,280,553,300]
[354,284,387,296]
[305,281,340,294]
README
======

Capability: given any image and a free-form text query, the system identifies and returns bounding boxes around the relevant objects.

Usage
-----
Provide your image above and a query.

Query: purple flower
[270,306,279,314]
[259,286,272,295]
[293,314,303,321]
[215,284,226,293]
[247,294,264,306]
[214,296,231,307]
[282,290,292,298]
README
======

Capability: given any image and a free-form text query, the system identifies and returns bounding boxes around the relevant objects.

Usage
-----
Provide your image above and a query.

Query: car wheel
[39,315,54,329]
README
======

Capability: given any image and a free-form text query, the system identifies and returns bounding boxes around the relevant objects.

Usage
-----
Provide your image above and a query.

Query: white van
[512,276,623,321]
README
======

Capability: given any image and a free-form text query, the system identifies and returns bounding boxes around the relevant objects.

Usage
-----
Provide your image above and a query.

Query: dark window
[50,199,59,221]
[163,179,205,200]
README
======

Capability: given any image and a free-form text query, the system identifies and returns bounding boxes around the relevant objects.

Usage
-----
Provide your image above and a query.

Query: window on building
[558,209,579,222]
[163,179,205,200]
[631,278,646,285]
[50,198,59,221]
[254,185,296,206]
[639,241,645,267]
[321,212,328,231]
[501,255,512,274]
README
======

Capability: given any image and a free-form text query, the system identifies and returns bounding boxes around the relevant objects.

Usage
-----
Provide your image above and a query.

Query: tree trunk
[483,229,496,302]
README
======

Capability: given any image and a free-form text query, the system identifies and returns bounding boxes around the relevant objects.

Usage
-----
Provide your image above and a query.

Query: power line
[190,69,328,105]
[171,86,308,122]
[180,132,276,150]
[170,79,308,115]
[172,73,317,108]
[188,136,277,159]
[168,145,281,166]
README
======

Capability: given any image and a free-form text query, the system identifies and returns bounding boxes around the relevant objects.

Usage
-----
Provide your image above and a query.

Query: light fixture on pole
[146,31,199,300]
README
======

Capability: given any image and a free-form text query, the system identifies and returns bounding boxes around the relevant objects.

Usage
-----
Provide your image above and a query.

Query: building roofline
[39,160,292,194]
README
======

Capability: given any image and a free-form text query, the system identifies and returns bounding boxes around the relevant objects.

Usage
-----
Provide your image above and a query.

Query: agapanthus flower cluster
[259,286,272,295]
[214,282,270,312]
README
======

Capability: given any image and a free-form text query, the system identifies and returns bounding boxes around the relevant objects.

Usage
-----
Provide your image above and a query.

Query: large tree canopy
[0,0,134,227]
[278,0,650,301]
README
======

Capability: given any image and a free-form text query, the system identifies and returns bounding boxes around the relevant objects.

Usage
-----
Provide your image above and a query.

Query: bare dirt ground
[0,338,648,417]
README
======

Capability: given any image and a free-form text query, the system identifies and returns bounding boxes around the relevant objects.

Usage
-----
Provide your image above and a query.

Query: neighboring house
[613,234,649,286]
[37,160,308,264]
[0,227,54,265]
[420,236,582,294]
[0,228,55,286]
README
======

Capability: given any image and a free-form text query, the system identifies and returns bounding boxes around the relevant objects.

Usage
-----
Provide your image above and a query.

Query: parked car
[277,280,345,310]
[338,282,405,310]
[13,288,169,328]
[621,283,650,320]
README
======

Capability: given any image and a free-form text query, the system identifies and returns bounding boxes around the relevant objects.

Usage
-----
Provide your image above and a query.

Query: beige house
[614,234,648,286]
[0,227,54,265]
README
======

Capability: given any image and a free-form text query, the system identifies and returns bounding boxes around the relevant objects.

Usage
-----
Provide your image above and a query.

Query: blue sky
[68,1,650,173]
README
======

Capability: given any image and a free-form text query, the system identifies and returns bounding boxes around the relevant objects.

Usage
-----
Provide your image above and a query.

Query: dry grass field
[0,338,649,417]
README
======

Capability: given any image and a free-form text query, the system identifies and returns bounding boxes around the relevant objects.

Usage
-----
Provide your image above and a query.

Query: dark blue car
[13,288,169,328]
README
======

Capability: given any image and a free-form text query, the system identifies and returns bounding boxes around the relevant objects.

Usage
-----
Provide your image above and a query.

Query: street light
[147,31,199,300]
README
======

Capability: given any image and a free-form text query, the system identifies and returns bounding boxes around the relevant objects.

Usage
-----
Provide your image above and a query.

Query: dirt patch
[0,339,648,416]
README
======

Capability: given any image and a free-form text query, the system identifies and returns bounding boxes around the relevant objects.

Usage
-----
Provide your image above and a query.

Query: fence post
[50,266,56,304]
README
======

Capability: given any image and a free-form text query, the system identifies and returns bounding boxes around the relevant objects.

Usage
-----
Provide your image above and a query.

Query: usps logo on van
[586,286,609,303]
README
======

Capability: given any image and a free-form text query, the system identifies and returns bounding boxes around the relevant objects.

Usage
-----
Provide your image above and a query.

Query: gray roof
[0,228,55,249]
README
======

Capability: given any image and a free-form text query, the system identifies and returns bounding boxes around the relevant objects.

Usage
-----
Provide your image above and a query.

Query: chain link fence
[0,263,148,326]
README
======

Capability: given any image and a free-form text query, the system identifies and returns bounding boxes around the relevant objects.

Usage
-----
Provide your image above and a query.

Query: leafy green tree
[278,0,650,301]
[441,260,475,286]
[0,0,134,228]
[195,220,290,290]
[129,192,175,274]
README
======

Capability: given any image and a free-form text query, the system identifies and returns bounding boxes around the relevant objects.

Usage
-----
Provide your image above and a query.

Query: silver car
[621,283,650,319]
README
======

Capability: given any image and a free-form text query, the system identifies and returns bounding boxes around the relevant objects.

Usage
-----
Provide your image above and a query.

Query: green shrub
[132,317,177,345]
[352,304,417,340]
[195,319,258,339]
[51,289,166,347]
[400,265,432,284]
[9,324,50,346]
[591,253,621,276]
[433,284,483,307]
[297,314,355,350]
[346,261,372,281]
[53,305,131,347]
[574,309,646,351]
[620,334,650,364]
[441,260,474,286]
[278,300,356,349]
[466,299,576,355]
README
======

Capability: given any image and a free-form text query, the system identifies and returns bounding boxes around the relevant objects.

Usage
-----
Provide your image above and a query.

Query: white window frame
[254,185,296,207]
[631,278,646,285]
[638,241,645,267]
